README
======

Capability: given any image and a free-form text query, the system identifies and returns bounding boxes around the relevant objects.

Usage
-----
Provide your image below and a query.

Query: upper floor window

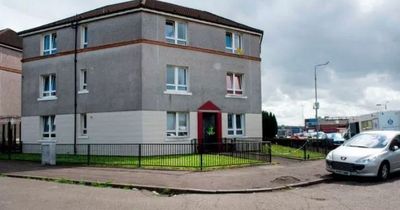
[228,114,244,136]
[226,73,243,95]
[226,32,242,54]
[81,26,88,48]
[79,69,88,92]
[165,20,187,45]
[42,115,56,139]
[80,114,87,136]
[43,33,57,55]
[41,74,56,98]
[167,112,189,138]
[166,65,188,92]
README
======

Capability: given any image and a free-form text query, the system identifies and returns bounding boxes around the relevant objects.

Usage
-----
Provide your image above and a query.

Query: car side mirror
[392,145,399,151]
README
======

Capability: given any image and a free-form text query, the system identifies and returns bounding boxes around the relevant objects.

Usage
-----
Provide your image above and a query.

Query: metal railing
[0,140,272,171]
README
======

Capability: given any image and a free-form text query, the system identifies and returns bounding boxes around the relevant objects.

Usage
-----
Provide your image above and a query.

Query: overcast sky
[1,0,399,125]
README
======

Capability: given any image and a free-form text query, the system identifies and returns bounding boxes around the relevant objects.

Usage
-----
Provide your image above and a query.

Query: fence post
[200,143,203,171]
[87,144,91,165]
[7,122,12,160]
[138,144,142,168]
[324,139,328,155]
[303,141,307,160]
[268,142,272,163]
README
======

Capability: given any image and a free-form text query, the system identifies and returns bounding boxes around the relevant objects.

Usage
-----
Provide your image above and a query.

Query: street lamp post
[314,61,329,139]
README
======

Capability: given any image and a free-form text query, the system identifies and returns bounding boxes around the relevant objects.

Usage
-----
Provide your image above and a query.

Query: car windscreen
[343,133,389,148]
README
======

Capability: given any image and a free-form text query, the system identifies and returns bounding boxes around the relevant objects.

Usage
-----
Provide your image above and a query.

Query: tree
[262,111,278,139]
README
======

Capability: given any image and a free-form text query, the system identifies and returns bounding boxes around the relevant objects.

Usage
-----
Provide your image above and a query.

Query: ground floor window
[42,115,56,139]
[228,114,244,136]
[167,112,189,137]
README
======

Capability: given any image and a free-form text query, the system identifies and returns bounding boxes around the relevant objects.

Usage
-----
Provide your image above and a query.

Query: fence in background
[267,138,338,160]
[0,140,272,170]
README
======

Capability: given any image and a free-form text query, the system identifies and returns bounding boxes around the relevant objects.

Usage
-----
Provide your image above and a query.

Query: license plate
[335,170,351,176]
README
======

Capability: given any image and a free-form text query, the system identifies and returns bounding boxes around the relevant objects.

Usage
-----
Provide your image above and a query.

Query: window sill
[225,94,247,99]
[37,96,58,101]
[165,137,191,142]
[164,90,192,96]
[78,90,89,94]
[78,136,89,139]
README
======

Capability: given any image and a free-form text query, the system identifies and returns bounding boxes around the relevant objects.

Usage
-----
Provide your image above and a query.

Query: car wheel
[377,162,390,181]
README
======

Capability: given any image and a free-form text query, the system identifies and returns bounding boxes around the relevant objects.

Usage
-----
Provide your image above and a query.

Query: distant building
[305,117,349,133]
[0,28,22,146]
[0,28,22,120]
[277,125,304,138]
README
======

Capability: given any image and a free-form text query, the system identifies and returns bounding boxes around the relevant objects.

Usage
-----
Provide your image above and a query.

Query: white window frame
[165,20,187,45]
[80,114,88,137]
[42,115,56,139]
[78,69,88,93]
[166,112,189,138]
[39,74,57,100]
[166,65,189,93]
[227,114,245,136]
[226,32,242,53]
[81,26,88,49]
[42,32,57,55]
[226,73,243,95]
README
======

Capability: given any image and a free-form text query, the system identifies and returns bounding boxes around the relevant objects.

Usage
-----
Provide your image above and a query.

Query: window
[42,115,56,139]
[80,114,87,136]
[226,32,242,53]
[166,66,188,92]
[228,114,244,136]
[226,73,243,95]
[41,74,56,98]
[81,26,88,48]
[165,20,187,45]
[43,33,57,55]
[80,69,88,91]
[167,112,189,137]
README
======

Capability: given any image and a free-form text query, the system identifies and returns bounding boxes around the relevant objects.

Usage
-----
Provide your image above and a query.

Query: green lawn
[0,153,262,170]
[269,144,326,160]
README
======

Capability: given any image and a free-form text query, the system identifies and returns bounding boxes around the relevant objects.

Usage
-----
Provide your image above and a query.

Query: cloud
[1,0,399,126]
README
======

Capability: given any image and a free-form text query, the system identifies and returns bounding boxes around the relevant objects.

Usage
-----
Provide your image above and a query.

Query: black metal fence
[0,140,272,171]
[267,138,339,160]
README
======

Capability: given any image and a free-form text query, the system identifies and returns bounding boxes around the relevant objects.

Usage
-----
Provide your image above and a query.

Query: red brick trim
[22,39,261,63]
[0,66,21,74]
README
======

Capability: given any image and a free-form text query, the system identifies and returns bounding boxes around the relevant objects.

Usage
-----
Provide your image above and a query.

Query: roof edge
[18,0,263,36]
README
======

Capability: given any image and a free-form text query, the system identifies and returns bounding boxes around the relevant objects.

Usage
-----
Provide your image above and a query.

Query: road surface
[0,176,399,210]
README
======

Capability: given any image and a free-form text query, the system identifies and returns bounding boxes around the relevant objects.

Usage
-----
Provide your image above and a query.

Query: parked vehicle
[326,131,400,181]
[326,133,345,145]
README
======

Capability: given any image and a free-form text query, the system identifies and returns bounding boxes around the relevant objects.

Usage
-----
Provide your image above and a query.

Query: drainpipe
[71,16,78,154]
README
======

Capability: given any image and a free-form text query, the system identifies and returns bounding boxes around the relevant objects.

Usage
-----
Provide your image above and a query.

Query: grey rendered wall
[22,45,142,116]
[141,12,262,57]
[141,44,261,114]
[23,13,142,59]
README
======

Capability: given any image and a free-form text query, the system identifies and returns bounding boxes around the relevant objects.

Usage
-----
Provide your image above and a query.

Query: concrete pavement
[1,174,400,210]
[0,157,329,192]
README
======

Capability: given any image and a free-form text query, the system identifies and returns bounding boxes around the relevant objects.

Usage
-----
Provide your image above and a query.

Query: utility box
[39,140,57,165]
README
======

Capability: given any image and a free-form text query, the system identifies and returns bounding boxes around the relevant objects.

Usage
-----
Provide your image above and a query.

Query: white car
[326,131,400,180]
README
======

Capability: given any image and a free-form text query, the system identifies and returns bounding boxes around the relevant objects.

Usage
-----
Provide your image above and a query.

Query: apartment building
[19,0,263,145]
[0,28,22,120]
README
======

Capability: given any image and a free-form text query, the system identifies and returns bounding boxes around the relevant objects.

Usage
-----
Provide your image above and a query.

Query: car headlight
[326,151,333,160]
[356,156,378,164]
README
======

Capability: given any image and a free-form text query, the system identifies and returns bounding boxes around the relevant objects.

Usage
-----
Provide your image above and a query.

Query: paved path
[1,175,400,210]
[0,157,328,191]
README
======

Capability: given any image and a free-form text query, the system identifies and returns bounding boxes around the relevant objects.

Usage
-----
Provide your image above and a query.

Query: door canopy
[198,101,221,112]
